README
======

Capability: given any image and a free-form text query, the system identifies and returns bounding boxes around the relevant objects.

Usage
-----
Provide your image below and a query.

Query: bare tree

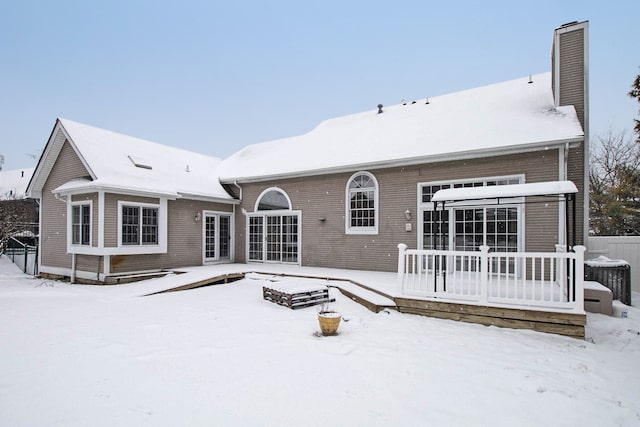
[589,129,640,235]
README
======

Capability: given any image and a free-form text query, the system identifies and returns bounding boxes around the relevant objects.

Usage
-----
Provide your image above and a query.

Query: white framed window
[70,201,92,246]
[248,188,300,264]
[345,171,378,234]
[418,175,524,255]
[118,201,160,247]
[253,187,292,211]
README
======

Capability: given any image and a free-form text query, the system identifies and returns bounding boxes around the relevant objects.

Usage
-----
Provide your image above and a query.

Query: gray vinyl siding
[558,28,586,128]
[556,26,586,245]
[76,254,102,278]
[235,150,564,272]
[40,140,91,269]
[567,144,585,245]
[109,199,233,273]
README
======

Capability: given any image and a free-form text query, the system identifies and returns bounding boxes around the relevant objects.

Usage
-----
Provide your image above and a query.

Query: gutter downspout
[232,181,243,201]
[232,181,243,264]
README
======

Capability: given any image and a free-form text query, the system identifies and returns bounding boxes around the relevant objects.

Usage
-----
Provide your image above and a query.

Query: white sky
[1,1,638,170]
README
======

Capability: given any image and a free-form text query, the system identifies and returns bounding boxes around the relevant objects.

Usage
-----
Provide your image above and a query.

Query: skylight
[127,155,152,170]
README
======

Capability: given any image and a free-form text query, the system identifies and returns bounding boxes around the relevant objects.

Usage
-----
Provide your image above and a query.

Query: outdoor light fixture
[195,212,201,222]
[404,209,411,221]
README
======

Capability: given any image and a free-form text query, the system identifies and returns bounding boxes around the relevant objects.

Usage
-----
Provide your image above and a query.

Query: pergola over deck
[430,180,579,249]
[396,181,585,337]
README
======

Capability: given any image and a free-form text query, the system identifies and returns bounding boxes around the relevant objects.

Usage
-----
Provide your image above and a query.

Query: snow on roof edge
[220,136,584,184]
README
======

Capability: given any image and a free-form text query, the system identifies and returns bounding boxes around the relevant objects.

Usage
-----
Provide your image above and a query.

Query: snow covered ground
[0,256,638,426]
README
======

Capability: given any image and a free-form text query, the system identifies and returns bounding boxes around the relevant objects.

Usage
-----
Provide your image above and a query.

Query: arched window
[249,188,300,264]
[346,171,378,234]
[255,188,291,211]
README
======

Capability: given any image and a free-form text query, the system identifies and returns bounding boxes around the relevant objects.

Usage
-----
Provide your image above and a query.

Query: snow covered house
[26,21,591,335]
[27,119,237,283]
[218,21,589,272]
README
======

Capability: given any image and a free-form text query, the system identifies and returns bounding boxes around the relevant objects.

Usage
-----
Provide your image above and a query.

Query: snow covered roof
[431,180,578,203]
[0,168,35,200]
[219,73,584,182]
[29,119,235,202]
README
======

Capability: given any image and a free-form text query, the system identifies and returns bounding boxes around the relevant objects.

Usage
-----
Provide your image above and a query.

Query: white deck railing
[397,244,585,313]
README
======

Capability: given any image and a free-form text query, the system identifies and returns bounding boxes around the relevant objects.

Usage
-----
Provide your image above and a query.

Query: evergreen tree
[630,69,640,143]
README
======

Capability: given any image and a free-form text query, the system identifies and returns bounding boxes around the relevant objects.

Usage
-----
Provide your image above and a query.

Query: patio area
[119,255,587,338]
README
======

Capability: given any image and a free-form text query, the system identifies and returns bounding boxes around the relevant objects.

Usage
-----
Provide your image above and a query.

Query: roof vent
[377,104,383,114]
[401,99,407,105]
[128,155,152,170]
[425,97,430,105]
[528,74,533,84]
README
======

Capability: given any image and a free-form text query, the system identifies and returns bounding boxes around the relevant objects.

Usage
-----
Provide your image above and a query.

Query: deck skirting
[395,297,586,339]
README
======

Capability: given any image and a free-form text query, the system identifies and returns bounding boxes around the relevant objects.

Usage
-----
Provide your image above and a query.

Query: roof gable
[219,73,584,182]
[29,119,234,202]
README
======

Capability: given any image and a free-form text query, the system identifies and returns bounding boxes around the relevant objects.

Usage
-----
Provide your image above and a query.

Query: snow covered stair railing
[262,281,334,310]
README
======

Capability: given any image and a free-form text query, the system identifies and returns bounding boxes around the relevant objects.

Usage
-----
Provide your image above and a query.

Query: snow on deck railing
[397,243,585,313]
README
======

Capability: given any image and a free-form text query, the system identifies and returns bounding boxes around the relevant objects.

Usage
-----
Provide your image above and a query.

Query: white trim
[56,182,179,200]
[254,187,292,211]
[582,22,590,246]
[115,199,168,254]
[67,199,93,253]
[345,171,379,235]
[419,175,525,207]
[39,265,166,283]
[553,21,590,245]
[202,210,234,264]
[558,147,566,246]
[246,210,302,265]
[431,180,576,203]
[27,120,98,199]
[417,175,525,252]
[553,29,561,107]
[220,137,584,184]
[98,191,105,249]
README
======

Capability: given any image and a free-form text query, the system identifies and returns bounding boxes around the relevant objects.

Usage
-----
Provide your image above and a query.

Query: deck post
[397,243,408,292]
[573,245,586,312]
[479,245,489,305]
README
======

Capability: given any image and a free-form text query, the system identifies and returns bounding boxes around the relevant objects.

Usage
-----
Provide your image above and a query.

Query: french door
[422,206,520,273]
[204,213,232,262]
[248,212,300,264]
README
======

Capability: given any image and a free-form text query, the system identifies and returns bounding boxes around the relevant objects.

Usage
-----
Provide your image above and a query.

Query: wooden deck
[396,297,586,339]
[143,265,586,339]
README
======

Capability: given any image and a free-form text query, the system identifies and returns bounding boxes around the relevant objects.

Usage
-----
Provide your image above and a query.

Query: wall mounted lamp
[195,212,201,222]
[404,209,412,221]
